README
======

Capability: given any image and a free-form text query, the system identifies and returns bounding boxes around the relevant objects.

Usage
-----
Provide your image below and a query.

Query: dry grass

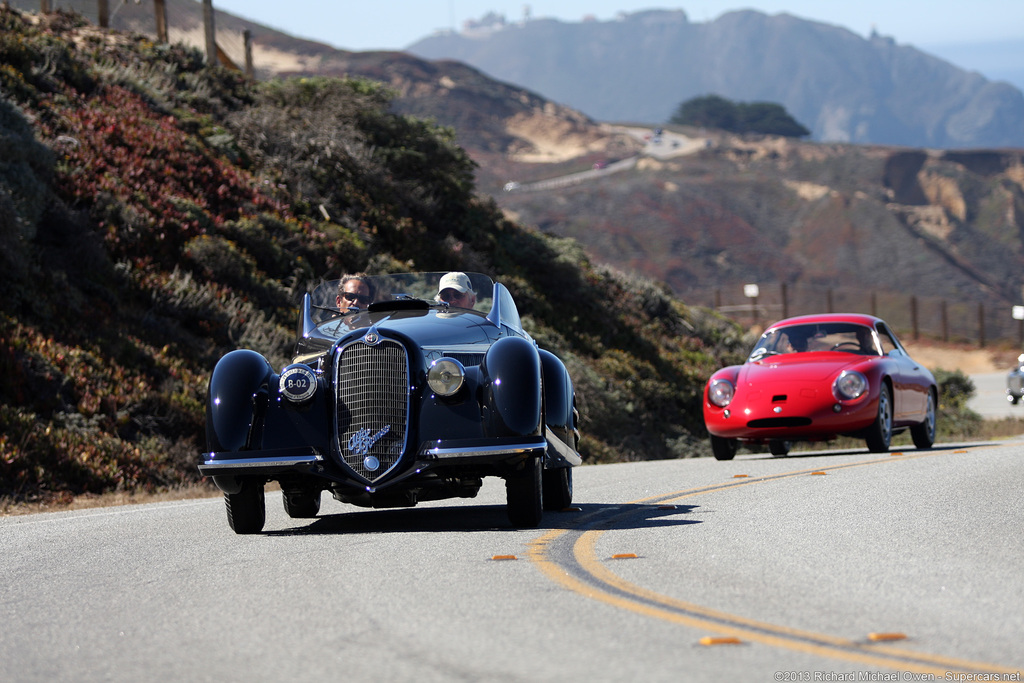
[0,483,221,516]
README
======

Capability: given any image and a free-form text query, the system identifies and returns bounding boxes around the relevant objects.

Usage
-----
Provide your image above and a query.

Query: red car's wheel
[711,435,737,460]
[865,383,893,453]
[911,390,937,449]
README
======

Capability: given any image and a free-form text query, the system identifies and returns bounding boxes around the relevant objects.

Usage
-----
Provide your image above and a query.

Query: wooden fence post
[827,289,833,313]
[98,0,108,27]
[154,0,168,43]
[911,295,919,340]
[979,303,986,348]
[244,29,254,78]
[41,0,50,12]
[941,300,948,342]
[781,282,788,319]
[203,0,217,65]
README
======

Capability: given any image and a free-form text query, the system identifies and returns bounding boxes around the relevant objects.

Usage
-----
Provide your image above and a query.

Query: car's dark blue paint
[199,272,580,533]
[481,336,542,437]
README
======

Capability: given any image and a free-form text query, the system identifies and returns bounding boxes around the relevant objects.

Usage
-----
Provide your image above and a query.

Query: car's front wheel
[283,488,321,518]
[769,440,791,456]
[225,479,266,534]
[542,466,573,511]
[865,384,893,453]
[506,456,543,527]
[710,435,737,460]
[910,390,936,450]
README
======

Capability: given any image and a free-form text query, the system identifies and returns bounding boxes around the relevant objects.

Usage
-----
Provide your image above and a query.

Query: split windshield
[307,272,494,325]
[749,323,880,360]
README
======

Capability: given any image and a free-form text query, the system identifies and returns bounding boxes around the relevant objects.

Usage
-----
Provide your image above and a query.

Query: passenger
[336,273,375,311]
[856,327,878,354]
[783,329,808,353]
[437,271,477,309]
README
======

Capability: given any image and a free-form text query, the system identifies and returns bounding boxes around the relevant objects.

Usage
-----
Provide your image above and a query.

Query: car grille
[334,339,410,483]
[444,352,484,366]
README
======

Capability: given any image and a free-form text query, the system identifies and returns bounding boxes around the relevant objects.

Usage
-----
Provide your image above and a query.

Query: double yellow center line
[527,449,1020,675]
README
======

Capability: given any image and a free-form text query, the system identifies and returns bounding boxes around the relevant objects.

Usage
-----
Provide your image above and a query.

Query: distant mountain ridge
[407,9,1024,150]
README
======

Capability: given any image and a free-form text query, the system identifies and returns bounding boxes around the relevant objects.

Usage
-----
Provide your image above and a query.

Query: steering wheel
[830,341,861,351]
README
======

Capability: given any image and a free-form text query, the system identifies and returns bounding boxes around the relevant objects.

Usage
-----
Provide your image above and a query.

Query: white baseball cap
[438,271,473,295]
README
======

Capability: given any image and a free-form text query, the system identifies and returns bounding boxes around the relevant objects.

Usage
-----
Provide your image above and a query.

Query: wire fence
[686,283,1024,349]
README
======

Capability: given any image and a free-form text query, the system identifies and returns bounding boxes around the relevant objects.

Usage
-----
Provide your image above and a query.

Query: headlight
[708,378,735,407]
[279,364,318,404]
[833,370,868,400]
[427,358,465,396]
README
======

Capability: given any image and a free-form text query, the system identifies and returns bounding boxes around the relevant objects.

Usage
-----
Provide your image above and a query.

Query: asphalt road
[3,445,1022,682]
[968,371,1022,419]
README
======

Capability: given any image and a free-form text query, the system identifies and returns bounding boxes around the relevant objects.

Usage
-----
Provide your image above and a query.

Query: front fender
[482,336,542,437]
[205,349,274,453]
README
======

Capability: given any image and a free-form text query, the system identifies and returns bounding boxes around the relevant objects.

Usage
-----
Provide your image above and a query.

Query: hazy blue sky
[208,1,1024,89]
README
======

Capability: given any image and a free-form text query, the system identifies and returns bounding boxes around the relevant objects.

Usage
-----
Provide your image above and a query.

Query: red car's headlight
[833,370,868,400]
[708,379,735,407]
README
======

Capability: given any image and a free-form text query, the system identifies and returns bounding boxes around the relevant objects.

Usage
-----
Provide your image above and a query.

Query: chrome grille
[334,339,410,482]
[443,352,484,367]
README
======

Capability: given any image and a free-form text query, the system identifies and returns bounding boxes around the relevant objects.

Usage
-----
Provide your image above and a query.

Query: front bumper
[200,435,559,491]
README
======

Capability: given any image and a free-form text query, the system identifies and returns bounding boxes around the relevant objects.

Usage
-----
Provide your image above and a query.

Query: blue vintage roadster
[200,272,580,533]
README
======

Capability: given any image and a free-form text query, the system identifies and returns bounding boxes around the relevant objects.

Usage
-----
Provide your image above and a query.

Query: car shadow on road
[266,502,701,536]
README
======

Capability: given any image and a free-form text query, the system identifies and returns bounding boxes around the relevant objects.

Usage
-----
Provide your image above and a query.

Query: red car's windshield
[749,323,880,360]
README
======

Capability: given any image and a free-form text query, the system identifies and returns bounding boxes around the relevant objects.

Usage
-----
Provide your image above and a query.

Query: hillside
[0,7,746,506]
[485,127,1024,340]
[15,2,1022,152]
[408,9,1024,149]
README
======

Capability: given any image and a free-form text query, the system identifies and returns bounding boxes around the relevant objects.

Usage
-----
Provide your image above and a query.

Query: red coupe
[703,313,937,459]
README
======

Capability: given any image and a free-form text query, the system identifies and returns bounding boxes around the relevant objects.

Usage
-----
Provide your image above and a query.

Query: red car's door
[876,324,927,421]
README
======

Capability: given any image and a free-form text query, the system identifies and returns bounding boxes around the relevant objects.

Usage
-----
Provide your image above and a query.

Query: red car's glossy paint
[702,313,937,458]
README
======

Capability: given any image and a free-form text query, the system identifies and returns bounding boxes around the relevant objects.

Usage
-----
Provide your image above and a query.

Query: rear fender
[539,348,575,444]
[482,336,542,437]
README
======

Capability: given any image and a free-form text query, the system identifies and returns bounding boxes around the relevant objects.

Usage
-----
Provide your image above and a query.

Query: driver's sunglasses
[341,291,371,305]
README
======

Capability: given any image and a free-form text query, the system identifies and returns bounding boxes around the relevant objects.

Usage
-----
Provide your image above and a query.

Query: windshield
[749,323,880,361]
[307,272,494,324]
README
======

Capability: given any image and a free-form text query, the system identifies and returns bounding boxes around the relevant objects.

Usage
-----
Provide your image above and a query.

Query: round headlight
[708,378,735,407]
[833,370,868,400]
[427,358,465,396]
[279,364,318,404]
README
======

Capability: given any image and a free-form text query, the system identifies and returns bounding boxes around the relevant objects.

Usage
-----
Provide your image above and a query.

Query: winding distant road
[503,126,706,193]
[3,444,1022,681]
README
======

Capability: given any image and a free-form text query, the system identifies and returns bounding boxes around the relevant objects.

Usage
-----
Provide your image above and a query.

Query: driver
[336,273,375,311]
[437,271,477,309]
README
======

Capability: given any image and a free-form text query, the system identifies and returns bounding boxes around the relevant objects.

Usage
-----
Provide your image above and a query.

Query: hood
[324,308,498,347]
[739,354,873,384]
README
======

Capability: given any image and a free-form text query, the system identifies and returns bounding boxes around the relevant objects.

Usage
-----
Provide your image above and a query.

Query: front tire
[910,391,936,450]
[506,456,543,527]
[865,383,893,453]
[710,435,737,460]
[542,466,573,511]
[225,479,266,534]
[283,488,321,518]
[769,440,791,456]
